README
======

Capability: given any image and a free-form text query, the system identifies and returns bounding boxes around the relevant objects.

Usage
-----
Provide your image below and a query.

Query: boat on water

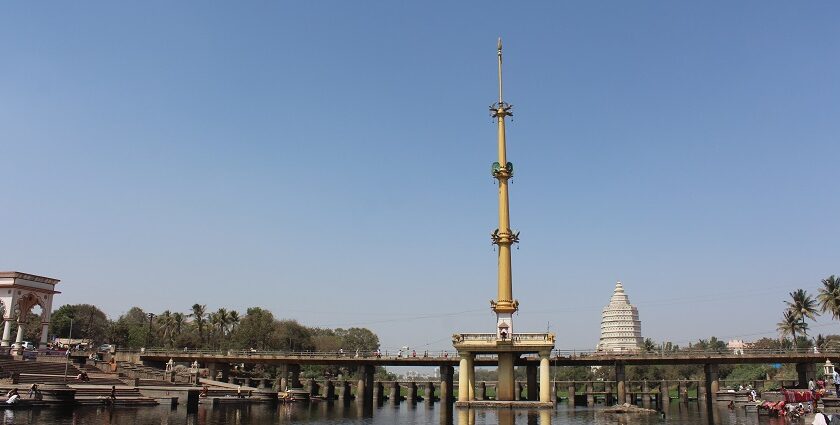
[278,389,311,403]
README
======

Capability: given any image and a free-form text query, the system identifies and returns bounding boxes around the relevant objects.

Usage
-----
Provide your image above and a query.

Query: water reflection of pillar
[439,402,453,425]
[497,409,514,425]
[539,409,551,425]
[456,408,475,425]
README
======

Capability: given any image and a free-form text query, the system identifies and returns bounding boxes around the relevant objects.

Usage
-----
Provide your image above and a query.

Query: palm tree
[785,289,819,338]
[191,304,207,344]
[172,312,185,336]
[818,275,840,320]
[207,312,220,350]
[777,310,808,342]
[229,310,240,334]
[215,308,230,337]
[158,311,174,347]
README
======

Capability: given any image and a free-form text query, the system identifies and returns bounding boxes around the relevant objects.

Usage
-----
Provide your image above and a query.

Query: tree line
[46,303,380,355]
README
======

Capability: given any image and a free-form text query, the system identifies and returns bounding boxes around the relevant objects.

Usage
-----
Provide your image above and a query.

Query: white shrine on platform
[596,281,643,352]
[0,272,60,350]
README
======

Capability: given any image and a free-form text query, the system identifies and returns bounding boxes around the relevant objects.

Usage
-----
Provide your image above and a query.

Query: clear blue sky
[2,2,838,353]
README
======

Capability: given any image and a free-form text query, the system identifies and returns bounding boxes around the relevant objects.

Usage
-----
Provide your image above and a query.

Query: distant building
[728,339,746,355]
[596,281,643,352]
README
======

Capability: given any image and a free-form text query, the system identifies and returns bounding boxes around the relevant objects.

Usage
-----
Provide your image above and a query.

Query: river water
[0,402,791,424]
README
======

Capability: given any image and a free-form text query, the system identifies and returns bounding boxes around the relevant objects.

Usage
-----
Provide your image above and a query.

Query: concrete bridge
[122,347,839,408]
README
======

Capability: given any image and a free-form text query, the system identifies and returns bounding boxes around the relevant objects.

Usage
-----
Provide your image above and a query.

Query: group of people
[5,384,41,405]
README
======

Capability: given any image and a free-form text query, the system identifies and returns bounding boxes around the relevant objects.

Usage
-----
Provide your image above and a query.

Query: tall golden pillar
[452,38,555,407]
[490,37,519,402]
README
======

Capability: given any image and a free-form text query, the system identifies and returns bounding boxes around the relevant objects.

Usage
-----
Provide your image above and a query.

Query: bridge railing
[125,346,840,360]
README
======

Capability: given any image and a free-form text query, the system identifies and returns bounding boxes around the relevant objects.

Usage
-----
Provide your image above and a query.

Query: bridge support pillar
[704,364,719,405]
[323,380,335,400]
[357,365,374,404]
[407,382,418,403]
[567,383,576,407]
[642,380,650,408]
[476,381,486,400]
[389,381,401,404]
[679,380,688,404]
[660,380,669,407]
[338,380,351,402]
[615,362,626,406]
[585,382,594,406]
[439,365,454,402]
[424,381,435,403]
[796,362,816,388]
[306,378,318,397]
[526,364,538,401]
[604,381,613,405]
[373,382,384,404]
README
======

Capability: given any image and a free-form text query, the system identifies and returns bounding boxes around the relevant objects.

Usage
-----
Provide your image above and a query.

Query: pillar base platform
[455,400,554,409]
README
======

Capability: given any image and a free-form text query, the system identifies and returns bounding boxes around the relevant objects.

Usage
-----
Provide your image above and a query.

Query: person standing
[833,369,840,395]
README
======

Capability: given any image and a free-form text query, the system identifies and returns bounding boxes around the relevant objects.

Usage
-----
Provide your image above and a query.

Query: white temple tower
[596,281,643,352]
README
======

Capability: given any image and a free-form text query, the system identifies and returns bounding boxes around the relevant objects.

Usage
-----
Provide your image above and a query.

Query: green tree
[50,304,109,344]
[275,320,314,351]
[335,327,380,354]
[818,275,840,320]
[233,307,278,350]
[642,338,657,352]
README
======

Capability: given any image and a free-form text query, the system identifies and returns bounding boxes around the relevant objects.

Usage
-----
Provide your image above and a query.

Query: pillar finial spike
[497,37,503,103]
